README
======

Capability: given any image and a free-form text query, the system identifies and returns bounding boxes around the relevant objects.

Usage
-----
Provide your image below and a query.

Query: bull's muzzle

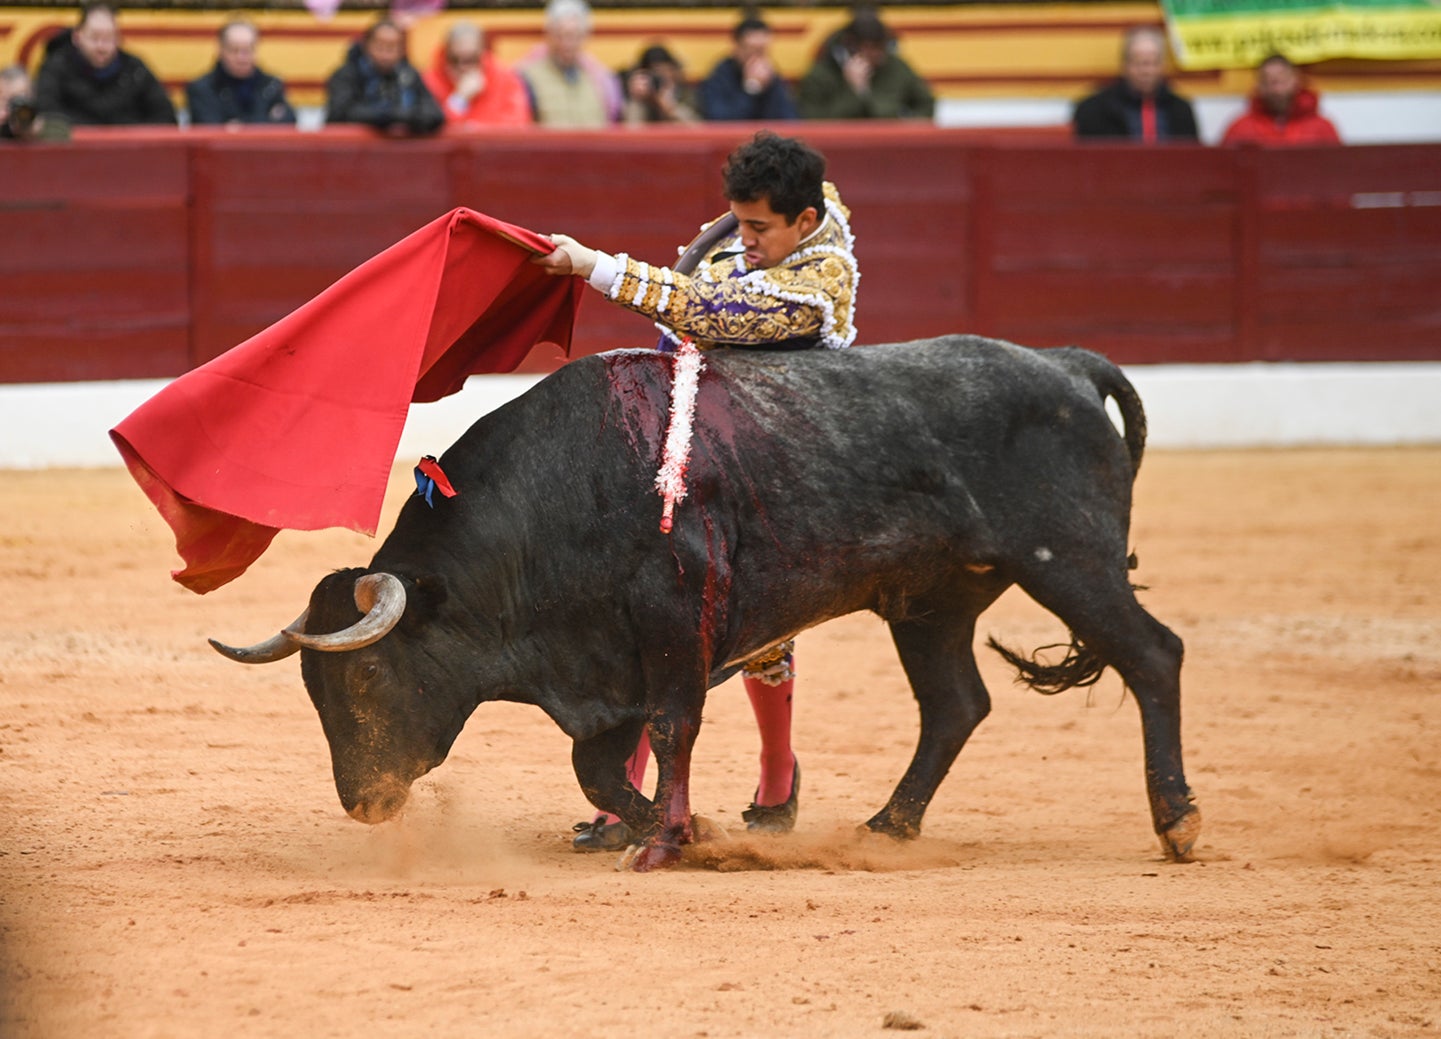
[341,776,412,825]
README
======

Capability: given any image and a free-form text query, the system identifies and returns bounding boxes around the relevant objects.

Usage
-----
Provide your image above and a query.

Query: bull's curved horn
[284,572,407,653]
[209,610,309,664]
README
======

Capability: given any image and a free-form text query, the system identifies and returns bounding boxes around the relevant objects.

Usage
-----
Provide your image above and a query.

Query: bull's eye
[360,663,379,681]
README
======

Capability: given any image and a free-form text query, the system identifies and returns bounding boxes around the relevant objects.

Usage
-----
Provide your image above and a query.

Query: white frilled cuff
[588,250,621,295]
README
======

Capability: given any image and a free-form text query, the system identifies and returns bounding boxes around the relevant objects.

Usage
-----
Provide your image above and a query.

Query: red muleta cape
[110,208,584,594]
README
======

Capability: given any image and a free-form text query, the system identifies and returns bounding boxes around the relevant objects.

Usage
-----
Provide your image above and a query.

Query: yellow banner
[1165,1,1441,68]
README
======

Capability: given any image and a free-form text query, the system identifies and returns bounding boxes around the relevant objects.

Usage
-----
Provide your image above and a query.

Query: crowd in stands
[1070,26,1340,144]
[1,0,1342,145]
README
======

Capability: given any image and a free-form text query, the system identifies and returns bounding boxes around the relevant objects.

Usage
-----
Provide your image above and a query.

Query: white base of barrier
[1,362,1438,469]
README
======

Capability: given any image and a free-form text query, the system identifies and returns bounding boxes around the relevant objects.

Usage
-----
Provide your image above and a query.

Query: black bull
[213,335,1200,871]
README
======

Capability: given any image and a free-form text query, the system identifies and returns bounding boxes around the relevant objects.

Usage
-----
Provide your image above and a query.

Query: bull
[212,334,1200,871]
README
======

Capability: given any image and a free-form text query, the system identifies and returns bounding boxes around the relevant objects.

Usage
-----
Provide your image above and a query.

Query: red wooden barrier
[972,145,1243,361]
[1,125,1438,385]
[189,135,462,364]
[1243,144,1441,362]
[2,140,191,382]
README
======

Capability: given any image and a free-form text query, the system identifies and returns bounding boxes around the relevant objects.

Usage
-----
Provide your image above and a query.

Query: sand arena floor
[1,448,1437,1037]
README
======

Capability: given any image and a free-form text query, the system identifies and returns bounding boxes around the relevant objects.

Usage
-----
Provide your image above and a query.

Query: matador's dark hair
[722,131,827,224]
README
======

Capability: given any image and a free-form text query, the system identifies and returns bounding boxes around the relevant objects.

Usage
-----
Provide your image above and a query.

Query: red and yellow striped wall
[3,2,1440,110]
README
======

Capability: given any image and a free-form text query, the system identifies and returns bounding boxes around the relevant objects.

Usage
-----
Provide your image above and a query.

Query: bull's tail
[986,635,1107,695]
[1051,347,1147,479]
[987,347,1147,695]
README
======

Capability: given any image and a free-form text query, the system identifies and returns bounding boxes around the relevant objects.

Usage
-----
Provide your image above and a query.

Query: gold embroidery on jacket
[605,182,858,351]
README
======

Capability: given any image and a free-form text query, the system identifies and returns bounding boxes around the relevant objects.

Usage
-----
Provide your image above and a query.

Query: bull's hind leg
[867,605,994,839]
[1012,567,1199,861]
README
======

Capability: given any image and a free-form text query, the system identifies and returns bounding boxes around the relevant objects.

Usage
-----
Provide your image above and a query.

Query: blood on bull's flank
[211,334,1200,872]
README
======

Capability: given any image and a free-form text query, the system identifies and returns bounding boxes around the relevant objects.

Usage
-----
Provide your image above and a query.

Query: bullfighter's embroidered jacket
[588,182,858,352]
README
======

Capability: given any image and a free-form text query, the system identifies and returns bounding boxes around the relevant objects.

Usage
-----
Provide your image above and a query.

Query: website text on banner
[1163,0,1441,68]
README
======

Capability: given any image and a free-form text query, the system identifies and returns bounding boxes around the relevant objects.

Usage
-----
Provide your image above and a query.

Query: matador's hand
[532,233,598,278]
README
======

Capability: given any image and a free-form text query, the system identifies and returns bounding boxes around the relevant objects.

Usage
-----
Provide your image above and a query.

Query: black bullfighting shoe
[571,816,633,852]
[741,761,800,834]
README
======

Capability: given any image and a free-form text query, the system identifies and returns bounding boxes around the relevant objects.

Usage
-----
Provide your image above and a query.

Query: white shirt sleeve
[588,250,619,294]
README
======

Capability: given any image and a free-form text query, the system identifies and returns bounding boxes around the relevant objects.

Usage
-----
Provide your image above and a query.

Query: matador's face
[729,197,820,270]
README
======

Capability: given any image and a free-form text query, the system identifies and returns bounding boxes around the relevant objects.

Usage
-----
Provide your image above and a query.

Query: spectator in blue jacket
[697,14,797,122]
[187,21,296,126]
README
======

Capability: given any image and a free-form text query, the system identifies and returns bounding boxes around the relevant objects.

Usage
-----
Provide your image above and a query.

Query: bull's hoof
[1159,805,1202,862]
[862,812,920,841]
[618,839,684,872]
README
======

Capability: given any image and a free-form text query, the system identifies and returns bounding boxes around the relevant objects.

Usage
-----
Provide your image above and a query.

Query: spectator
[1,65,71,142]
[797,9,934,120]
[1221,54,1341,146]
[34,1,176,126]
[2,65,37,140]
[325,18,444,136]
[622,43,699,125]
[186,20,296,126]
[516,0,622,127]
[422,20,532,127]
[697,14,797,122]
[1072,26,1197,141]
[1,65,29,136]
[0,64,28,111]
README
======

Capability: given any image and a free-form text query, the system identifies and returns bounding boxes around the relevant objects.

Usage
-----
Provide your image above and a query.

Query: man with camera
[0,63,68,141]
[622,44,698,124]
[0,64,31,137]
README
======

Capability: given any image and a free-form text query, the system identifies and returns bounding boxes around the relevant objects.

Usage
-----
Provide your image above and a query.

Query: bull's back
[688,336,1137,633]
[385,337,1136,669]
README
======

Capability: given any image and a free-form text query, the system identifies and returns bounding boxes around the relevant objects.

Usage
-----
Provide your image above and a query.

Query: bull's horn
[284,572,406,653]
[209,610,309,664]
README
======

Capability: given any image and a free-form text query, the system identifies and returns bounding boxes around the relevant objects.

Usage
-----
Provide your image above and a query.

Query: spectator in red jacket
[422,20,532,128]
[1221,54,1340,146]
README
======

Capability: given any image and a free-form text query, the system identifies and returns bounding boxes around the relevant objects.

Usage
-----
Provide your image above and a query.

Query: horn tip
[208,636,293,664]
[208,637,245,661]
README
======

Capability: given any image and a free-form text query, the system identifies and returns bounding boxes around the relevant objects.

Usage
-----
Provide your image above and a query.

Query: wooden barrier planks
[189,136,460,364]
[971,144,1242,361]
[1245,145,1441,361]
[1,128,1438,385]
[1,141,191,381]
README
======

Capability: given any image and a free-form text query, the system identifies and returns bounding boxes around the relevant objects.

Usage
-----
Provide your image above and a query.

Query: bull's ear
[400,573,449,629]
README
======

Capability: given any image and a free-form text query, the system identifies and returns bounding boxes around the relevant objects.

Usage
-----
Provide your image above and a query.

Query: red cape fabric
[110,207,585,594]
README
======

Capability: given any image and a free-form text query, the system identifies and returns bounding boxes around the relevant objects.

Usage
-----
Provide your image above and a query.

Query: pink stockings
[744,675,796,806]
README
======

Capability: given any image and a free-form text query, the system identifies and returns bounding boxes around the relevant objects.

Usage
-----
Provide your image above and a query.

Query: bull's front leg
[571,718,656,835]
[626,694,705,872]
